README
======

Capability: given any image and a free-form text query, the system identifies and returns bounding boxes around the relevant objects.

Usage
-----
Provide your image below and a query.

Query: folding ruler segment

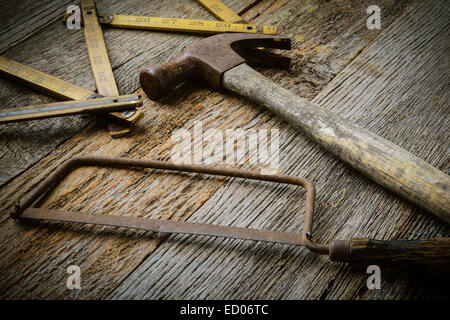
[81,0,144,138]
[13,157,450,275]
[0,56,95,101]
[98,15,276,35]
[0,94,142,124]
[196,0,244,23]
[11,156,328,255]
[0,57,143,128]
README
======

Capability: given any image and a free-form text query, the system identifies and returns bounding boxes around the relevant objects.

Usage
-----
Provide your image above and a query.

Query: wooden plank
[109,0,450,299]
[0,0,254,187]
[0,0,422,299]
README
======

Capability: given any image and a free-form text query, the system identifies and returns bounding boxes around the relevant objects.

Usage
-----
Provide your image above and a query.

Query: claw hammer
[139,33,450,224]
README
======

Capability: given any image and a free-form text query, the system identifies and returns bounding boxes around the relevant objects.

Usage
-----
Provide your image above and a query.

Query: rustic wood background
[0,0,448,299]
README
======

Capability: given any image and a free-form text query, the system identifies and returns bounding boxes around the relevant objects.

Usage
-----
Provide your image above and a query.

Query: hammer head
[140,33,291,100]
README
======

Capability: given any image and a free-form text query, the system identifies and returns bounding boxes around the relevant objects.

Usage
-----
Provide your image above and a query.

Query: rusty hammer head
[140,33,291,100]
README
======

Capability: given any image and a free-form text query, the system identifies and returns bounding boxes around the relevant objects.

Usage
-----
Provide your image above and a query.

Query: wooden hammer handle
[223,63,450,223]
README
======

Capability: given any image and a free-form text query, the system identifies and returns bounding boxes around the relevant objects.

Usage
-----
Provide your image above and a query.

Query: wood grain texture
[0,95,142,124]
[0,0,254,187]
[1,0,446,300]
[348,238,450,278]
[0,0,74,52]
[223,63,450,223]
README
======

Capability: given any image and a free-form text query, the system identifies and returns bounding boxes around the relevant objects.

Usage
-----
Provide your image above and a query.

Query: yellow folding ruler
[98,14,276,35]
[0,56,142,125]
[81,0,144,137]
[96,0,274,35]
[195,0,244,23]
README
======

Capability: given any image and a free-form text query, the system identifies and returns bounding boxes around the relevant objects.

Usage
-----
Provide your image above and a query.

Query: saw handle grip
[140,59,197,101]
[331,238,450,277]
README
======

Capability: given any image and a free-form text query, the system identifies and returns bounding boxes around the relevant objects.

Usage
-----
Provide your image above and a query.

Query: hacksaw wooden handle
[223,63,450,224]
[346,238,450,276]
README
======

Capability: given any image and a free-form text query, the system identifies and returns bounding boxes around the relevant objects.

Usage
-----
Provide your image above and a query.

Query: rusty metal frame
[139,33,291,100]
[11,156,329,255]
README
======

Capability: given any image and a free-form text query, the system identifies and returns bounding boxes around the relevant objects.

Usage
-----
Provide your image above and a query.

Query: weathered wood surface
[0,0,74,52]
[0,0,253,187]
[1,0,447,300]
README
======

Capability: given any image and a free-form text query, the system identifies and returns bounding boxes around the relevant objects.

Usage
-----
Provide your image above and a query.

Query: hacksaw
[11,156,450,278]
[0,56,142,126]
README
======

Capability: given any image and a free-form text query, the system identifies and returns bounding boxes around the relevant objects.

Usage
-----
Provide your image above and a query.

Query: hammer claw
[231,36,291,51]
[235,48,291,70]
